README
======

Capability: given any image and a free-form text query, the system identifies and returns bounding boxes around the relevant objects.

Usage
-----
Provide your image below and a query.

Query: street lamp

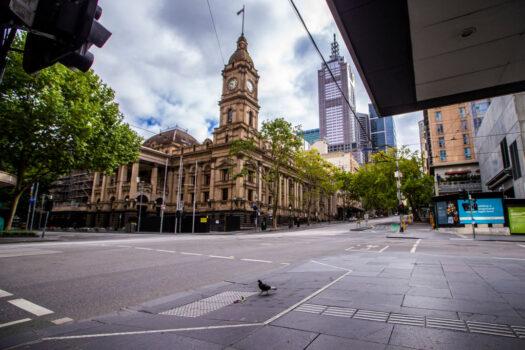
[137,177,144,233]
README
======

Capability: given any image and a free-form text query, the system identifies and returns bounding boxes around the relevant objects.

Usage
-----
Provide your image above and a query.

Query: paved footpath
[1,221,525,349]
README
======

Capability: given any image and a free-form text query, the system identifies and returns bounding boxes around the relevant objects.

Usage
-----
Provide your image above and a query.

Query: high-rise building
[471,99,491,133]
[423,102,482,195]
[298,128,320,145]
[369,104,396,152]
[318,34,356,151]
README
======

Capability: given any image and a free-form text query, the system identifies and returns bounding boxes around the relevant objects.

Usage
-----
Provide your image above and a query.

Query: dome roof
[143,128,199,148]
[228,35,253,66]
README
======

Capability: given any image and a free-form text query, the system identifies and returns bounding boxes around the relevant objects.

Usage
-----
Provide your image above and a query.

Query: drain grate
[426,317,467,332]
[292,303,525,339]
[512,325,525,339]
[322,307,356,318]
[354,309,389,322]
[295,304,326,314]
[388,313,425,327]
[467,321,515,338]
[160,291,257,318]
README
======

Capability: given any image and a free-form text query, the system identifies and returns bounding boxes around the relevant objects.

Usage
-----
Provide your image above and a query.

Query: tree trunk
[5,188,24,231]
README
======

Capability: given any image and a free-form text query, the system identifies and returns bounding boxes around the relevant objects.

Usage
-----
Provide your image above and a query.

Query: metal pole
[395,154,403,232]
[137,180,143,233]
[469,192,476,240]
[160,158,168,234]
[192,160,198,234]
[26,183,35,229]
[29,182,39,231]
[41,211,50,238]
[175,155,183,233]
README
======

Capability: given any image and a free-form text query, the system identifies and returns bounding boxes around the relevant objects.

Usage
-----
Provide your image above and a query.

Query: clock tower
[214,35,260,143]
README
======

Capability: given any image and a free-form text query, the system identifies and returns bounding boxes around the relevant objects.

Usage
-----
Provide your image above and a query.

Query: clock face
[246,80,254,93]
[227,78,238,91]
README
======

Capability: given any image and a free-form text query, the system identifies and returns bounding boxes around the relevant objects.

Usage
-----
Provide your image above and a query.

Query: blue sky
[93,0,422,153]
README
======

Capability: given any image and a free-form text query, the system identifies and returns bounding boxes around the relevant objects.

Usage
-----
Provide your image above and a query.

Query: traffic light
[22,0,111,74]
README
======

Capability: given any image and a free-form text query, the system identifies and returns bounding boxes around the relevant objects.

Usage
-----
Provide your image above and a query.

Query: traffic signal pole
[395,154,403,233]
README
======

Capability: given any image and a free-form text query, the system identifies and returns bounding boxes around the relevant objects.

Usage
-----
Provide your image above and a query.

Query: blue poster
[458,198,504,224]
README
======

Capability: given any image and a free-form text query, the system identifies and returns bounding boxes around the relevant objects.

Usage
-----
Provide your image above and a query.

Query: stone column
[209,162,216,205]
[116,165,127,200]
[91,172,99,203]
[129,162,139,199]
[167,169,174,204]
[151,165,158,199]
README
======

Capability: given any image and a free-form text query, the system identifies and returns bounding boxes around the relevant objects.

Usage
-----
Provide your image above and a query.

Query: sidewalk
[4,250,525,349]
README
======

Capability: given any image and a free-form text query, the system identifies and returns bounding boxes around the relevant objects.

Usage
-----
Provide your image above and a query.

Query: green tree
[335,169,359,219]
[260,118,302,228]
[0,36,142,230]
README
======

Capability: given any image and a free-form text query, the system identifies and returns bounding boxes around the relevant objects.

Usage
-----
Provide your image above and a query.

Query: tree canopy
[0,36,142,230]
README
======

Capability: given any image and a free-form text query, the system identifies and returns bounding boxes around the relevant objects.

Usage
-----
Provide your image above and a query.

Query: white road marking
[9,298,54,316]
[379,245,390,253]
[209,255,234,260]
[310,260,352,272]
[0,318,31,329]
[0,288,13,298]
[51,317,73,325]
[493,257,525,261]
[280,262,290,266]
[156,249,176,253]
[134,247,154,251]
[410,239,421,254]
[518,244,525,249]
[241,258,272,263]
[116,245,132,248]
[180,252,203,256]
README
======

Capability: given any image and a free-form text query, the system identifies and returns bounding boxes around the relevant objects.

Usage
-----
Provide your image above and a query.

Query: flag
[237,7,244,15]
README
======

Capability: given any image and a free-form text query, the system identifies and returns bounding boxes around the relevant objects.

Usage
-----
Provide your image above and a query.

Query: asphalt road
[1,217,525,346]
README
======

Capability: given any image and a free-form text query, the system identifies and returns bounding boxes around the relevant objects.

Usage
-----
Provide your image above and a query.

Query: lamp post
[137,178,143,233]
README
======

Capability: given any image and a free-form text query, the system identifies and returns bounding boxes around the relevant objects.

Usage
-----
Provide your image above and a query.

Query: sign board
[508,207,525,234]
[435,200,459,225]
[200,217,208,223]
[458,198,504,224]
[9,0,39,27]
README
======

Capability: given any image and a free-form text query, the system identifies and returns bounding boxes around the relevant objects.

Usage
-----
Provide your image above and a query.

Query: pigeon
[258,279,277,295]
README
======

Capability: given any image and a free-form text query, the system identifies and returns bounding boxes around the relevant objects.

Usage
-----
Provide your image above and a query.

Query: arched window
[249,111,253,127]
[227,109,233,124]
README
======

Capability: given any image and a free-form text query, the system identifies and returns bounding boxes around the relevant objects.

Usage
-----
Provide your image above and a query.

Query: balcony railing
[438,181,482,194]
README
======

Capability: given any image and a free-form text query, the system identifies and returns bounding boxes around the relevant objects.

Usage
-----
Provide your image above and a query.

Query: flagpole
[242,5,245,35]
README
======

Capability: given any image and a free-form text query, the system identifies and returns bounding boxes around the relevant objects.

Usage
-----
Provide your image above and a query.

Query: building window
[248,170,255,183]
[221,169,229,181]
[191,193,195,204]
[501,138,510,168]
[222,188,228,201]
[439,150,447,161]
[191,175,195,185]
[510,141,522,180]
[463,134,469,145]
[268,195,272,205]
[464,147,472,160]
[435,111,442,121]
[204,174,211,186]
[436,124,444,134]
[459,107,466,119]
[225,134,229,144]
[203,191,209,202]
[248,111,253,127]
[248,189,253,201]
[461,120,468,131]
[227,109,233,124]
[438,137,445,148]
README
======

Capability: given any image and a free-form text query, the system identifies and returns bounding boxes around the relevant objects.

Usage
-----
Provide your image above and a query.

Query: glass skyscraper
[369,103,396,152]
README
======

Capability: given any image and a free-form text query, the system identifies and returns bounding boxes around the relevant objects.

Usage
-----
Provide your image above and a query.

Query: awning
[327,0,525,116]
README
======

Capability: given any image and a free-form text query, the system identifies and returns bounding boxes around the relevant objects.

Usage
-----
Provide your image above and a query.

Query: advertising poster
[436,201,459,225]
[458,198,504,224]
[508,207,525,234]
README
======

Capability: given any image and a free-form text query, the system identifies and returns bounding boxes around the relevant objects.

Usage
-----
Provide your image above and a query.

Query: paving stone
[305,333,385,350]
[406,286,452,299]
[313,289,404,311]
[231,325,318,350]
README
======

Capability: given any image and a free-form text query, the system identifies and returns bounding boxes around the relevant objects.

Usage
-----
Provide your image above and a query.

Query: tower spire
[330,33,340,60]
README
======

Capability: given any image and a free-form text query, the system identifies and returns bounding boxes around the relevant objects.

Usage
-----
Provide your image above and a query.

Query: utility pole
[395,153,403,232]
[29,182,39,231]
[137,178,143,233]
[175,155,183,233]
[192,160,198,234]
[26,183,35,229]
[159,158,168,234]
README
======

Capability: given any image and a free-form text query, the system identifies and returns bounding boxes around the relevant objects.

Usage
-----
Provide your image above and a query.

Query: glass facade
[369,104,396,151]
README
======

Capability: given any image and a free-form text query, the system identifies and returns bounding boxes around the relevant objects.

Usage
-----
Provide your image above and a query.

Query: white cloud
[92,0,420,149]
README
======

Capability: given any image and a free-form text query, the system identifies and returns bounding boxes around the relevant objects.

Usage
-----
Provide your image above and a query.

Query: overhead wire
[206,0,226,66]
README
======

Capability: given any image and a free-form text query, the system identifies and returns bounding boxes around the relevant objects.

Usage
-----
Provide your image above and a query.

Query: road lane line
[379,245,390,253]
[9,299,54,316]
[51,317,73,325]
[135,247,154,251]
[311,260,352,272]
[518,244,525,249]
[156,249,176,253]
[180,252,203,256]
[241,258,272,263]
[0,288,13,298]
[209,255,234,260]
[116,245,132,248]
[410,239,421,254]
[0,318,31,329]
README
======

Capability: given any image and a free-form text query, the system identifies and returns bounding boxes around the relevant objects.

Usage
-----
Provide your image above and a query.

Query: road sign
[200,217,208,223]
[9,0,39,26]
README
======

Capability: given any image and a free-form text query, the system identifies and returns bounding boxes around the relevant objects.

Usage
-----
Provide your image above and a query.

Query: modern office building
[471,99,491,133]
[369,104,396,152]
[318,34,356,152]
[422,102,482,195]
[299,128,320,145]
[475,93,525,198]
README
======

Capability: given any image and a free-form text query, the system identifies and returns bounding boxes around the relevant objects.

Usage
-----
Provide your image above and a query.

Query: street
[1,218,525,349]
